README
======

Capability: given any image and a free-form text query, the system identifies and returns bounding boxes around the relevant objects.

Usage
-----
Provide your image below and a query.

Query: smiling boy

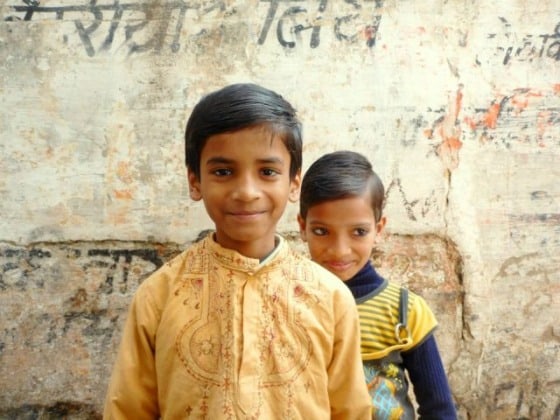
[103,84,371,419]
[298,150,457,419]
[188,124,296,259]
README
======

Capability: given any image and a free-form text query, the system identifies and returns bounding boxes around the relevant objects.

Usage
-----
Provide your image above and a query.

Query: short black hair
[185,83,302,179]
[299,150,385,222]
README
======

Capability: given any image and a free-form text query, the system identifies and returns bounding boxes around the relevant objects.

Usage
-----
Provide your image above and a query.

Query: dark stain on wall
[0,401,101,420]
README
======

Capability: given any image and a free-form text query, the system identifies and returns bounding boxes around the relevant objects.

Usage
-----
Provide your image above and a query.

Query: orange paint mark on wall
[109,209,128,224]
[511,95,528,112]
[117,161,133,184]
[114,189,133,200]
[444,136,463,150]
[463,116,477,130]
[363,25,377,43]
[554,84,560,94]
[536,111,551,147]
[454,90,463,120]
[433,87,464,171]
[483,103,501,129]
[436,140,462,171]
[511,89,543,114]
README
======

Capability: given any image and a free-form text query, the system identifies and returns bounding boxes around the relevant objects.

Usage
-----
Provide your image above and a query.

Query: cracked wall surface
[1,0,559,418]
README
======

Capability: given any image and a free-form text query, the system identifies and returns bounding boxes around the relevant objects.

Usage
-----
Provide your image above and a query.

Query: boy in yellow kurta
[103,83,371,419]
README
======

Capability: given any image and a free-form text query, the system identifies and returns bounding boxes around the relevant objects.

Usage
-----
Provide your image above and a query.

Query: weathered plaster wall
[1,0,558,418]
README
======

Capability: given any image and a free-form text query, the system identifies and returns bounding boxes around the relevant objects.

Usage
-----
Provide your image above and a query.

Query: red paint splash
[483,102,501,129]
[463,116,477,130]
[465,88,548,135]
[434,87,464,171]
[511,90,542,115]
[363,25,377,42]
[443,136,463,150]
[114,189,133,200]
[536,111,551,147]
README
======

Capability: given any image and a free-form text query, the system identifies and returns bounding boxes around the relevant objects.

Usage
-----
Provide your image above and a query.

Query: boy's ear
[288,171,301,203]
[375,216,387,235]
[297,214,307,241]
[187,169,202,201]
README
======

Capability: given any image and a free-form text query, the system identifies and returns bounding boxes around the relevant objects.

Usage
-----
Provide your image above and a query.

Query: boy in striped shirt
[298,150,456,419]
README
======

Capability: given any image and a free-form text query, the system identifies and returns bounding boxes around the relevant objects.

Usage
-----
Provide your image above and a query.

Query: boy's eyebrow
[205,156,233,165]
[307,220,371,227]
[307,220,327,225]
[257,157,285,165]
[204,156,285,165]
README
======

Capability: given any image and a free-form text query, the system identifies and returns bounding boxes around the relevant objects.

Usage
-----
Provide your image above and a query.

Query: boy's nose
[329,237,351,257]
[231,176,261,201]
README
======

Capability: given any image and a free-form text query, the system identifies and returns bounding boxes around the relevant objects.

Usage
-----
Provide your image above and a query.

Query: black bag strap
[395,287,410,343]
[399,287,408,326]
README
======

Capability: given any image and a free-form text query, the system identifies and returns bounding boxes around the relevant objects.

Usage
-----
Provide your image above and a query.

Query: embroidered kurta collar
[204,234,287,272]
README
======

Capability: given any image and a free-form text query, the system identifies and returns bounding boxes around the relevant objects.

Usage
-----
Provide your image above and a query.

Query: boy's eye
[311,227,328,236]
[354,228,369,237]
[261,168,279,177]
[213,168,232,176]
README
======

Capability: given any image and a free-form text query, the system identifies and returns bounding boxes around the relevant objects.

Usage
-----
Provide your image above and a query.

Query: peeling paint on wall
[1,0,559,418]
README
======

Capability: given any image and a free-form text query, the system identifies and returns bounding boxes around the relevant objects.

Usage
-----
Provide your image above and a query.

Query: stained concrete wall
[1,0,559,418]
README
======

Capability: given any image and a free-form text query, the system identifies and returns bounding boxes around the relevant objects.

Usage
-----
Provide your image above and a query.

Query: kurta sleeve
[103,281,161,420]
[327,290,372,420]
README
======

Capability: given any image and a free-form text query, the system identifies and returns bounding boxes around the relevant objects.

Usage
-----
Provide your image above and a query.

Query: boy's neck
[213,233,279,260]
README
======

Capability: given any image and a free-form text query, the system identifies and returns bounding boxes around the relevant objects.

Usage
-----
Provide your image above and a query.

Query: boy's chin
[323,268,354,282]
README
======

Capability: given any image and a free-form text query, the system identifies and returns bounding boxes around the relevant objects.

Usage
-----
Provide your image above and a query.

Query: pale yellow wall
[1,1,559,418]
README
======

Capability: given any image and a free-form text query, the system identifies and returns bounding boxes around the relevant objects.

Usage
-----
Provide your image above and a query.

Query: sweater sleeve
[103,281,161,420]
[402,335,457,420]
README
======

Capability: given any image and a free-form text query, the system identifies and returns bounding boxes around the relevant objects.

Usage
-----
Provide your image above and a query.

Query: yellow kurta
[103,235,371,419]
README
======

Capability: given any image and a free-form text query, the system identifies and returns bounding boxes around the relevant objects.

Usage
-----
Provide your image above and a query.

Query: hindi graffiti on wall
[3,0,384,56]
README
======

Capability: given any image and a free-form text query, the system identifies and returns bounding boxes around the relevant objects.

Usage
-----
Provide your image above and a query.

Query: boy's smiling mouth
[324,260,354,271]
[228,210,266,221]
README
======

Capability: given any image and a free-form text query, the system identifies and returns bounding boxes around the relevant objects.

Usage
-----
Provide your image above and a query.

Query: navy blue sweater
[345,262,457,420]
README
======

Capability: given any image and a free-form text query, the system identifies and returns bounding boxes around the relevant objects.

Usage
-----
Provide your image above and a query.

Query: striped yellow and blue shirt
[356,280,437,360]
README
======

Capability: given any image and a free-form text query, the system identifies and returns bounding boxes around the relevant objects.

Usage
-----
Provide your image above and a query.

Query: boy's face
[188,125,300,259]
[298,194,386,281]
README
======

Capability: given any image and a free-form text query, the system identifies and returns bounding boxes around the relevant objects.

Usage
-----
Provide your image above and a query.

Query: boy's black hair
[185,83,302,179]
[299,150,385,223]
